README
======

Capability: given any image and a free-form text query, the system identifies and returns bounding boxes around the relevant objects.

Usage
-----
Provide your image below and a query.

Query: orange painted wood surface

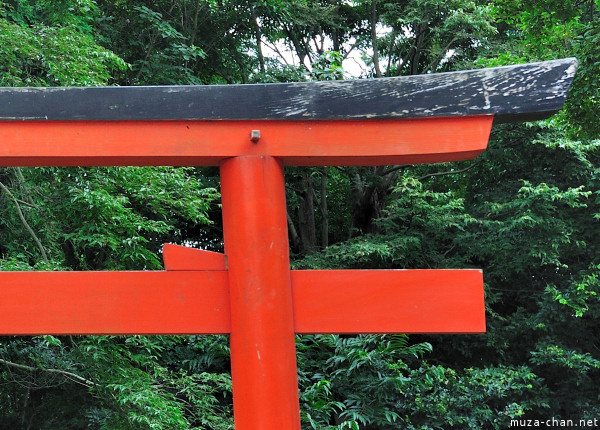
[0,271,230,335]
[162,245,486,334]
[162,243,227,270]
[292,270,485,334]
[0,116,492,167]
[220,156,301,429]
[0,269,484,335]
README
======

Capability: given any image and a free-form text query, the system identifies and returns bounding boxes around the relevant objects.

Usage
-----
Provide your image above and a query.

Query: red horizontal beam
[0,271,231,335]
[0,116,492,167]
[292,270,485,334]
[0,269,484,335]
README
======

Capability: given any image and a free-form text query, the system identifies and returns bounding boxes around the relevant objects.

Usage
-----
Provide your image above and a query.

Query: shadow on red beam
[0,269,484,335]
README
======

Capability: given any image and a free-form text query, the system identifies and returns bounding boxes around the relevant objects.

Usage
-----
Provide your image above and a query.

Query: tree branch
[16,199,38,209]
[0,181,49,264]
[262,40,291,66]
[417,159,484,182]
[382,164,409,177]
[424,37,458,73]
[0,357,95,387]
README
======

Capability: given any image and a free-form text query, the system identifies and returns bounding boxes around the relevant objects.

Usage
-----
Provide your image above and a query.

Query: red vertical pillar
[220,155,301,429]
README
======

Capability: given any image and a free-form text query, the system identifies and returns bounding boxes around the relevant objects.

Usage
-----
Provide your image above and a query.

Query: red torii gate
[0,58,576,429]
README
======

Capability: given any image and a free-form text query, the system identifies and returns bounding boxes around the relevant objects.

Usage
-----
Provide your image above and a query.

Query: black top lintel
[0,58,577,124]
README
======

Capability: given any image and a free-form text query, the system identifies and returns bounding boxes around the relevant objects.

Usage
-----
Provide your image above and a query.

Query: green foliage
[0,0,126,86]
[297,335,549,429]
[96,0,261,85]
[567,18,600,139]
[296,173,478,269]
[311,51,345,80]
[1,167,219,270]
[546,264,600,318]
[298,334,432,429]
[483,0,600,139]
[378,0,496,75]
[0,335,234,429]
[126,5,206,85]
[400,364,549,429]
[76,336,233,429]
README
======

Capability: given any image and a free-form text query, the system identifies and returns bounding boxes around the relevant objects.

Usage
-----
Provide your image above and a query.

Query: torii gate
[0,58,576,429]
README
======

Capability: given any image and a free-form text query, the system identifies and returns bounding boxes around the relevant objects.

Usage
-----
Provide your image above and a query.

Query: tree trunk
[298,171,317,253]
[349,166,400,237]
[252,11,266,74]
[287,211,302,253]
[411,23,428,75]
[320,167,329,248]
[370,0,382,77]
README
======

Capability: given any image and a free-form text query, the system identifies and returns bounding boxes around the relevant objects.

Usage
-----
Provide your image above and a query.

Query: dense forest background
[0,0,599,428]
